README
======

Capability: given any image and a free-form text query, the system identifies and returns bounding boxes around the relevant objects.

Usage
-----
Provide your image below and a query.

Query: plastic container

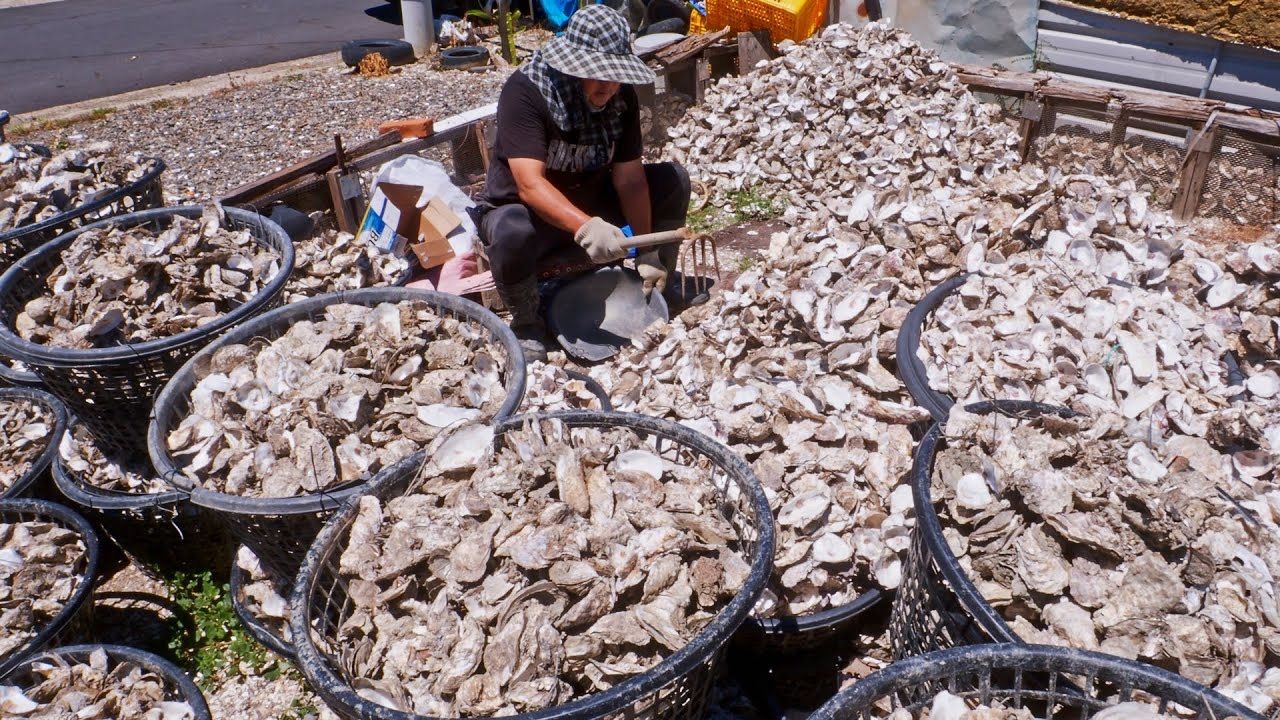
[148,287,526,583]
[705,0,826,43]
[0,151,166,275]
[0,643,211,720]
[0,386,68,499]
[809,643,1264,720]
[0,205,294,456]
[0,498,101,677]
[290,410,776,720]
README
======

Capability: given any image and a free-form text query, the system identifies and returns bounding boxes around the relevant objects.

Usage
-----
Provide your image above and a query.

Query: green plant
[686,204,724,234]
[735,255,756,272]
[280,693,318,720]
[727,186,781,222]
[167,570,274,687]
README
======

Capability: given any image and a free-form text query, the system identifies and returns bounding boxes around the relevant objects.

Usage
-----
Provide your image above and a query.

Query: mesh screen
[1201,129,1280,226]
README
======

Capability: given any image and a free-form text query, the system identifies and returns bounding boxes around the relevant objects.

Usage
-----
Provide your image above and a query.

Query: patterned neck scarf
[521,51,626,151]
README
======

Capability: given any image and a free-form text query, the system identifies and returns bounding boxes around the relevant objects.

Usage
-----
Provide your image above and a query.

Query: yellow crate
[704,0,827,43]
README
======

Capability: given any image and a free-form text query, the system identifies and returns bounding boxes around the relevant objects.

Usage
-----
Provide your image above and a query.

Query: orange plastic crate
[703,0,827,43]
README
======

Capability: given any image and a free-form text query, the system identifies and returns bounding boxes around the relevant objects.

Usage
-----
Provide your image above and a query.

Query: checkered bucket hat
[542,5,656,85]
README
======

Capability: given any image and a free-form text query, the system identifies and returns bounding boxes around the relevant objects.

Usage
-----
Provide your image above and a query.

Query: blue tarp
[539,0,579,30]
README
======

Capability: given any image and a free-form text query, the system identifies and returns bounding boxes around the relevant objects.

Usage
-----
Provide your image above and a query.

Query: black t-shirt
[482,71,643,207]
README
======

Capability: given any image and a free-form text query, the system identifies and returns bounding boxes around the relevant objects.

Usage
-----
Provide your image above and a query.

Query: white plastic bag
[370,155,478,255]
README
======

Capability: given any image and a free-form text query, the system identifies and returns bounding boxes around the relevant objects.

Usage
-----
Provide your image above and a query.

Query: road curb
[9,52,341,133]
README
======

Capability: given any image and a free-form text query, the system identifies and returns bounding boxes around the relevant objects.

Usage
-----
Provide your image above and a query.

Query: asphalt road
[0,0,405,114]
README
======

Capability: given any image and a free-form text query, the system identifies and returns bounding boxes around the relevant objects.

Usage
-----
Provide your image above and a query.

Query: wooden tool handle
[626,228,688,249]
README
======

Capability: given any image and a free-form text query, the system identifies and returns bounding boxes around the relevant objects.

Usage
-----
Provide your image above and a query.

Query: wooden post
[737,30,776,73]
[694,56,711,104]
[497,0,514,65]
[1173,123,1218,222]
[1017,96,1044,162]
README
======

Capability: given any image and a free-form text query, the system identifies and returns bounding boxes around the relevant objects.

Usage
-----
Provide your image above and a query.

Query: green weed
[726,186,782,222]
[167,570,275,688]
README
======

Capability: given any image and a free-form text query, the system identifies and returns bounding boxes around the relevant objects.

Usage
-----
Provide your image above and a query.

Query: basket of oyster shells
[0,499,100,678]
[0,643,210,719]
[0,141,165,274]
[52,420,222,570]
[895,401,1280,717]
[283,228,412,302]
[808,643,1264,720]
[0,204,293,457]
[230,545,295,663]
[147,287,526,582]
[289,411,774,719]
[0,387,67,499]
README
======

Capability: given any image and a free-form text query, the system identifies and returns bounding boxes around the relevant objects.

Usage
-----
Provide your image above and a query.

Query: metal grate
[1200,129,1280,226]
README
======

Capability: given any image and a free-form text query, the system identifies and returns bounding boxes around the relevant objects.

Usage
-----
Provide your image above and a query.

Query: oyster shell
[233,546,291,645]
[0,142,152,235]
[0,398,53,494]
[0,647,195,719]
[0,519,88,658]
[282,228,409,302]
[166,300,509,498]
[933,408,1280,715]
[15,204,281,350]
[324,418,751,716]
[58,423,169,494]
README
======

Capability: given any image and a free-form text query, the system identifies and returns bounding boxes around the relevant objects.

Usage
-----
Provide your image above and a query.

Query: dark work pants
[479,162,691,286]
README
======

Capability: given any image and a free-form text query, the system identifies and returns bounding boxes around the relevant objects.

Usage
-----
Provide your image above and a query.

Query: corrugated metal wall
[1036,1,1280,112]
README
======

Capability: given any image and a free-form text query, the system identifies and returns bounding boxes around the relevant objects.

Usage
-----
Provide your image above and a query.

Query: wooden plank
[737,30,776,73]
[653,27,732,66]
[220,132,398,205]
[1017,97,1044,162]
[327,167,358,233]
[1173,124,1218,221]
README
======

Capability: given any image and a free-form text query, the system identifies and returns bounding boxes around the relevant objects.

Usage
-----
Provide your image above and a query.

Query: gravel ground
[23,61,514,203]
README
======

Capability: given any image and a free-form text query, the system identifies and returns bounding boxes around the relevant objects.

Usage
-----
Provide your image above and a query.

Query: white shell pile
[0,648,195,719]
[15,205,280,350]
[0,142,151,234]
[283,229,409,303]
[167,300,508,498]
[58,424,169,494]
[325,419,749,716]
[933,408,1280,715]
[0,398,52,494]
[887,692,1174,720]
[0,520,87,658]
[596,222,934,617]
[520,362,604,413]
[233,546,290,645]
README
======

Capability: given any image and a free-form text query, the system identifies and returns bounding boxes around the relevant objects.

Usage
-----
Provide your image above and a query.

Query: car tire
[441,45,490,69]
[341,39,416,68]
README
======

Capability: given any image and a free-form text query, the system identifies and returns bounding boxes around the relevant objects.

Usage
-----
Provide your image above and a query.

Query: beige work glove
[574,217,629,264]
[636,248,669,298]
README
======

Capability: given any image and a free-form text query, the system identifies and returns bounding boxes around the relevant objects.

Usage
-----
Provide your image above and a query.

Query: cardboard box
[357,182,423,256]
[409,196,462,269]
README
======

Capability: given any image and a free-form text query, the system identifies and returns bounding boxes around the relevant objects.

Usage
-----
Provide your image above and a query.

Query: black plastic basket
[230,546,296,663]
[0,153,165,275]
[50,420,220,570]
[0,386,68,498]
[895,273,967,422]
[0,498,101,677]
[0,643,211,720]
[809,644,1265,720]
[0,358,42,388]
[736,589,886,655]
[889,401,1079,660]
[0,205,294,456]
[148,287,526,583]
[291,410,776,720]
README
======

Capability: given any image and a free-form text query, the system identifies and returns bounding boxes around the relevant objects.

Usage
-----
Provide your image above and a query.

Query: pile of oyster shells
[15,204,281,349]
[283,229,409,302]
[0,142,152,235]
[520,362,605,414]
[1032,127,1183,208]
[0,520,87,658]
[233,546,291,645]
[58,424,169,494]
[166,300,508,498]
[325,419,750,716]
[932,407,1280,714]
[0,648,195,719]
[0,398,53,494]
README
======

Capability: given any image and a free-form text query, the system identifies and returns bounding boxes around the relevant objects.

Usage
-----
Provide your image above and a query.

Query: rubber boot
[495,276,550,364]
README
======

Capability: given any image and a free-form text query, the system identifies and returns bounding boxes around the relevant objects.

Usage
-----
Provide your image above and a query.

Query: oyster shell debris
[15,204,281,350]
[933,407,1280,715]
[520,362,606,413]
[0,141,152,235]
[0,519,88,658]
[323,418,751,716]
[0,647,195,719]
[283,229,409,303]
[234,546,291,645]
[0,398,53,494]
[58,423,169,494]
[166,300,508,498]
[881,691,1185,720]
